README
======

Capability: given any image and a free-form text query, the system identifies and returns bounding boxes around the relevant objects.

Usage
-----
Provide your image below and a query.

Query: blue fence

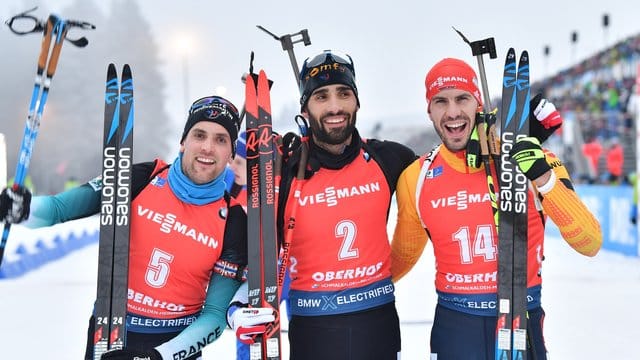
[0,220,99,279]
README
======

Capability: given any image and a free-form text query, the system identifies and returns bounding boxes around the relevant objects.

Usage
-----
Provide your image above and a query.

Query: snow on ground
[1,217,639,359]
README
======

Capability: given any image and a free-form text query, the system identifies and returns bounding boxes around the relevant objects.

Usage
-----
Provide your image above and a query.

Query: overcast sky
[3,0,640,133]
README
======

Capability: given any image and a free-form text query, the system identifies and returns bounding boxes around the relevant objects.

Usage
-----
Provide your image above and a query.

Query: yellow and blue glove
[509,136,551,181]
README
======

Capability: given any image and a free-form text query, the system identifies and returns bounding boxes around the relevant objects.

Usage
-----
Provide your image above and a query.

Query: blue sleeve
[155,273,242,358]
[23,183,101,228]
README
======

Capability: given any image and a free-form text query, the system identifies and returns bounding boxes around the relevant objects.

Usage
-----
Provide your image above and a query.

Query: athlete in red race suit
[0,96,248,360]
[277,50,415,360]
[391,58,602,359]
[226,50,416,359]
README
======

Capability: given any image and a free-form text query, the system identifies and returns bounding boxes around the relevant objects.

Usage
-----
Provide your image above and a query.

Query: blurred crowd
[533,33,640,185]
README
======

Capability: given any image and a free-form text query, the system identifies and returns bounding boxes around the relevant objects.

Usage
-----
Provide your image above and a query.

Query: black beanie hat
[181,95,241,154]
[299,50,359,111]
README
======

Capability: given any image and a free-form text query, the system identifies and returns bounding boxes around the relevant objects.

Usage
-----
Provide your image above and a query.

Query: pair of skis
[245,70,282,360]
[93,64,134,360]
[0,9,94,266]
[457,30,532,358]
[496,49,531,360]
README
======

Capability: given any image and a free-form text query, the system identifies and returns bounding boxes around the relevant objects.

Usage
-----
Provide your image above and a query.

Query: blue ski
[496,49,530,360]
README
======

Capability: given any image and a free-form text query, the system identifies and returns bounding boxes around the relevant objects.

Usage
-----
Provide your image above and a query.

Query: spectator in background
[582,135,603,183]
[605,137,624,184]
[64,176,80,191]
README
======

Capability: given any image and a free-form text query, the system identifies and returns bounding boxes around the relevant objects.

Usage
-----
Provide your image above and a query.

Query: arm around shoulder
[391,160,430,282]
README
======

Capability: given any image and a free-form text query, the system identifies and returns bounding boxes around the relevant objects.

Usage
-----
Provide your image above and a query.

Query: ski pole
[453,28,501,160]
[256,25,311,87]
[5,7,95,47]
[453,27,501,228]
[0,10,95,266]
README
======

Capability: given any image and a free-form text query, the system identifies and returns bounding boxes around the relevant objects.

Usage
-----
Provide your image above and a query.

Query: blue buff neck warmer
[167,154,227,205]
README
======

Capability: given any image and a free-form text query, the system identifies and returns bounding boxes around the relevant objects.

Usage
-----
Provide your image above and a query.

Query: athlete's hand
[466,121,483,168]
[466,111,497,168]
[100,348,162,360]
[509,136,551,181]
[530,93,562,143]
[227,304,276,344]
[0,185,32,223]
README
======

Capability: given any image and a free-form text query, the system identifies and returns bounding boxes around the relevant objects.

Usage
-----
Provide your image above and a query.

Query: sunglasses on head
[189,96,240,118]
[302,50,355,73]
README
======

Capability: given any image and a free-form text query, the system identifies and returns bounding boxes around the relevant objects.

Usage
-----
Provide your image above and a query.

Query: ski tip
[245,72,256,92]
[244,73,258,118]
[257,70,271,113]
[122,64,132,77]
[517,51,529,65]
[258,69,274,87]
[107,63,117,75]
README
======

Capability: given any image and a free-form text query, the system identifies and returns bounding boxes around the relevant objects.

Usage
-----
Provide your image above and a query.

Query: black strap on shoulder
[361,139,394,191]
[131,161,170,200]
[276,131,306,247]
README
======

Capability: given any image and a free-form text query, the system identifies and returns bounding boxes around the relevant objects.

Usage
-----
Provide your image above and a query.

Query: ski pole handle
[256,25,311,86]
[453,27,501,157]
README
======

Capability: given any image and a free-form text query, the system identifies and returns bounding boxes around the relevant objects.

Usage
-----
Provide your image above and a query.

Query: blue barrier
[0,227,99,279]
[546,184,638,257]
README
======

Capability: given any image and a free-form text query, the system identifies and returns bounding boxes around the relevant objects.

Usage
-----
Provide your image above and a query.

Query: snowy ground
[1,217,639,359]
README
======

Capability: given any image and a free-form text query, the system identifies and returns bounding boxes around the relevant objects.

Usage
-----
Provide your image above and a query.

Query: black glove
[509,136,551,181]
[529,93,562,143]
[0,185,32,223]
[100,348,162,360]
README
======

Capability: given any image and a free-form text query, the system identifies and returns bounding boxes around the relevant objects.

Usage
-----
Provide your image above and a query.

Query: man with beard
[227,50,415,359]
[390,57,602,359]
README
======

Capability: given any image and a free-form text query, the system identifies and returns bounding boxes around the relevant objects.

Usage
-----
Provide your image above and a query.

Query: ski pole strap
[5,7,95,47]
[475,112,499,228]
[5,7,43,34]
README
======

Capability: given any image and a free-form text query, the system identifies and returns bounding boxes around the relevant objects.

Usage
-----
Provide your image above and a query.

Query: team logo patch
[87,176,102,191]
[426,165,443,179]
[150,176,166,187]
